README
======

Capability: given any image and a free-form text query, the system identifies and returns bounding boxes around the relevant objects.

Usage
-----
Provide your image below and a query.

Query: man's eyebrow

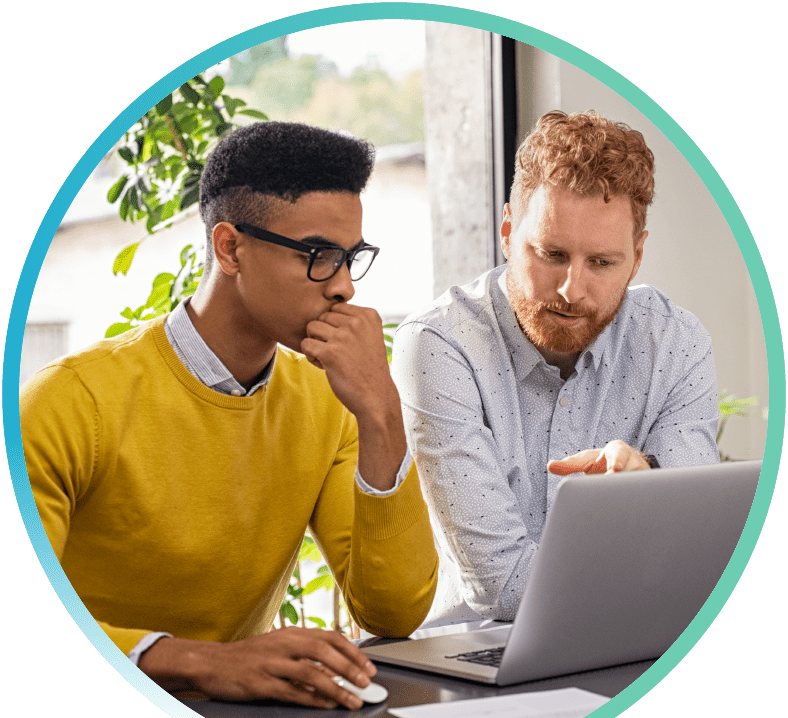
[591,250,627,260]
[533,241,626,261]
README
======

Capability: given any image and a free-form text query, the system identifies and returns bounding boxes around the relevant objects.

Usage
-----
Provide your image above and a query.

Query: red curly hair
[510,111,655,238]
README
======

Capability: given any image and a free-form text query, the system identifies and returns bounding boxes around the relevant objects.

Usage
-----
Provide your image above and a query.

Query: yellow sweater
[21,316,437,656]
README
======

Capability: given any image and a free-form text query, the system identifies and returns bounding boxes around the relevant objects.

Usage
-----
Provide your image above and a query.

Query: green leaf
[119,192,130,221]
[180,244,195,266]
[145,281,172,309]
[238,109,268,120]
[155,94,173,114]
[215,122,232,136]
[307,616,327,628]
[179,115,199,134]
[105,322,133,338]
[136,174,152,195]
[120,307,134,320]
[145,212,157,234]
[179,82,200,104]
[159,200,177,222]
[289,586,304,599]
[180,281,200,299]
[718,394,758,417]
[317,565,331,576]
[222,96,247,117]
[128,186,140,211]
[182,174,200,188]
[141,135,155,162]
[107,175,129,203]
[180,185,199,210]
[280,602,298,625]
[299,541,323,563]
[117,147,134,163]
[208,76,225,97]
[303,574,335,595]
[112,243,140,276]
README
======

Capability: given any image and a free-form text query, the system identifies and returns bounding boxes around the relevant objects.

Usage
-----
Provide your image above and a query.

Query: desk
[180,622,656,717]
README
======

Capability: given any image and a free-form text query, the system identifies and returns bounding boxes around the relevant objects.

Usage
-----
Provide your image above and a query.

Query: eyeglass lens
[310,247,376,281]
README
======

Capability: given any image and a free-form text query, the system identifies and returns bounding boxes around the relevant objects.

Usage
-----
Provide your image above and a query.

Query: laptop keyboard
[445,646,505,667]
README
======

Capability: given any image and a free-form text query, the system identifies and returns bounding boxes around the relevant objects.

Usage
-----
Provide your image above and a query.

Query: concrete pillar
[423,22,496,298]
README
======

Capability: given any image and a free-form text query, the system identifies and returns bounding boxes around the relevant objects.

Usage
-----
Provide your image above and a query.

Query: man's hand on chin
[300,302,395,420]
[547,440,651,475]
[300,302,406,492]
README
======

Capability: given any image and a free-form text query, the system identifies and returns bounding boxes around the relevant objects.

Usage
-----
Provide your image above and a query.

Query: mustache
[534,300,595,318]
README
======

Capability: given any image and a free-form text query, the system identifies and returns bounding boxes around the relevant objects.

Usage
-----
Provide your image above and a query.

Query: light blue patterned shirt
[392,265,719,626]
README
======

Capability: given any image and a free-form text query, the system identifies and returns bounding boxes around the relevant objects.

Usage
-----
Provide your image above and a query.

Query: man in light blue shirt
[392,111,719,626]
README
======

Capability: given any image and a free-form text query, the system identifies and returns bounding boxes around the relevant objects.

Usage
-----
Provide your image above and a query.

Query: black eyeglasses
[234,222,380,282]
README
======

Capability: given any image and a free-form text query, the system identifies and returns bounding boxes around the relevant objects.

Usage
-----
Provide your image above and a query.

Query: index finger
[306,630,377,683]
[325,302,364,317]
[547,449,600,475]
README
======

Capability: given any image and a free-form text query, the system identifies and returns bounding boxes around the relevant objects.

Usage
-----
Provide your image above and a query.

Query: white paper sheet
[388,687,609,718]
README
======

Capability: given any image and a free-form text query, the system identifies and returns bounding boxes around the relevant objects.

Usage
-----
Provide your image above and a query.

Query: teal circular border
[4,4,783,717]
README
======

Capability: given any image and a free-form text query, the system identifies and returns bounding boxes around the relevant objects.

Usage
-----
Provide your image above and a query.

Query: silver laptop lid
[496,460,761,684]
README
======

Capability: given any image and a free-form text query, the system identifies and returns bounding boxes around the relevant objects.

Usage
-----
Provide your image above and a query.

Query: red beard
[507,275,626,354]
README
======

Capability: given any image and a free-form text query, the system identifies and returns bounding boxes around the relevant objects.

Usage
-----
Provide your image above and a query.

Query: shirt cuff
[355,446,412,497]
[128,631,173,666]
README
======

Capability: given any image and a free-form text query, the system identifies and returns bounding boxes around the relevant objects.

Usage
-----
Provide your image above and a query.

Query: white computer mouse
[332,675,389,703]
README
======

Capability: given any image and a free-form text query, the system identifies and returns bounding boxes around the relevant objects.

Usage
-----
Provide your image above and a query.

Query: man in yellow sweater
[21,122,438,710]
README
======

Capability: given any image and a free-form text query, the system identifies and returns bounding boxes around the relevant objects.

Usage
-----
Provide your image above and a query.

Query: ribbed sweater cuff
[353,462,428,540]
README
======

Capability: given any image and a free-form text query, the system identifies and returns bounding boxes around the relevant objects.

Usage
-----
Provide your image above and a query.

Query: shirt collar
[165,297,275,396]
[493,266,614,380]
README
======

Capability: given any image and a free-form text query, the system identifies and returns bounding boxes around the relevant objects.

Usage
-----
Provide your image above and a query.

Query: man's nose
[324,263,355,303]
[557,263,586,305]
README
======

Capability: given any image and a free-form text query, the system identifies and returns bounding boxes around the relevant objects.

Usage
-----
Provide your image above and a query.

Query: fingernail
[324,700,338,709]
[356,673,370,686]
[365,661,377,675]
[350,696,364,709]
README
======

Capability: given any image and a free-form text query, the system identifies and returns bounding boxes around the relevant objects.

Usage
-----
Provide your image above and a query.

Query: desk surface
[181,622,656,717]
[182,660,655,717]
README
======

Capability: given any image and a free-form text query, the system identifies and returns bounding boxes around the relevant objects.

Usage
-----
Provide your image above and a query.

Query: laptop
[363,460,761,685]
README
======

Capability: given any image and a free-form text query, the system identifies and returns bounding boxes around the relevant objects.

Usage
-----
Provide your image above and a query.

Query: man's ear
[629,230,648,283]
[213,223,241,276]
[500,204,513,260]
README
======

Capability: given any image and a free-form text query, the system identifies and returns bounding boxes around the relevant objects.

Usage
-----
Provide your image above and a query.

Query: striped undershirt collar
[164,297,275,397]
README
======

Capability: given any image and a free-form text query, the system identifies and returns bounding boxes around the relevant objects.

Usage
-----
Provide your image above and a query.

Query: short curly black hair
[199,122,375,269]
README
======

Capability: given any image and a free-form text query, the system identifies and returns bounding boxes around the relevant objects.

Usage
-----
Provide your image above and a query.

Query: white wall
[25,155,431,376]
[516,47,768,460]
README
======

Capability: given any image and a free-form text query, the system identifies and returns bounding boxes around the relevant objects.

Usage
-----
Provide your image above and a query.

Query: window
[20,323,68,385]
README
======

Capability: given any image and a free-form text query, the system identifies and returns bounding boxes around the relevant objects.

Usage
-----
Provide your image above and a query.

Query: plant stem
[164,113,188,161]
[333,587,342,633]
[295,561,306,628]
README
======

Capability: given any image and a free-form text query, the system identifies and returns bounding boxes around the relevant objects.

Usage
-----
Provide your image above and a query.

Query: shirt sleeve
[642,327,721,467]
[20,365,162,656]
[309,409,438,637]
[354,447,412,497]
[127,632,173,665]
[392,321,538,621]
